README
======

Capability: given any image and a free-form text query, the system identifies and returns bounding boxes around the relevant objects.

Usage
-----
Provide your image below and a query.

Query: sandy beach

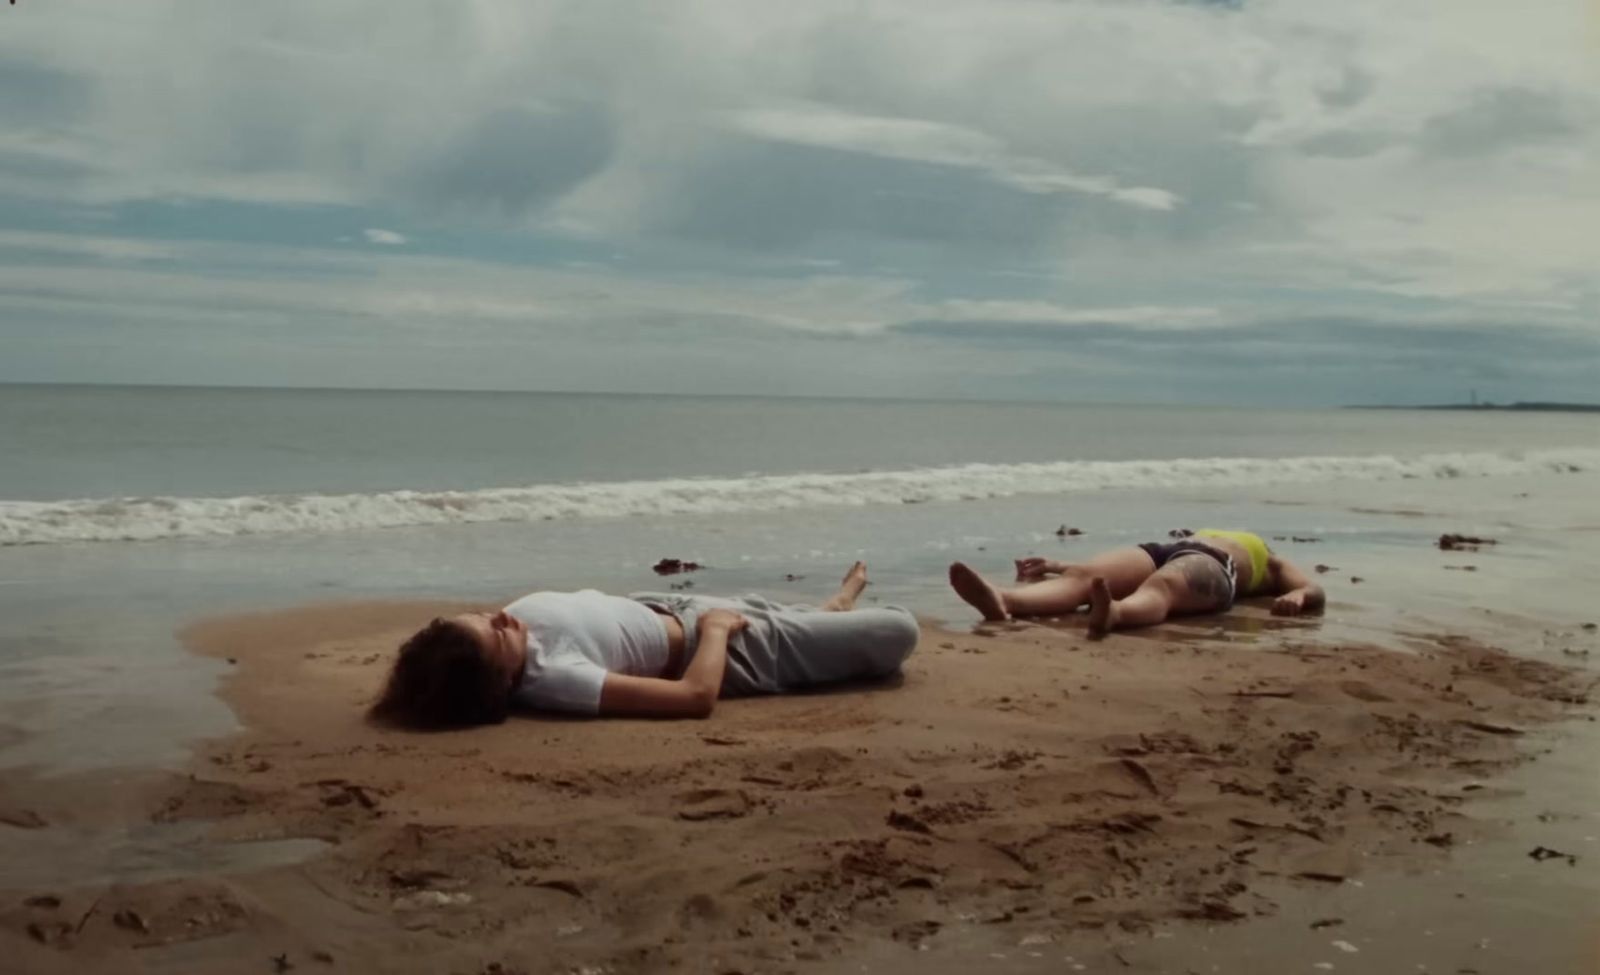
[4,468,1600,974]
[3,585,1594,973]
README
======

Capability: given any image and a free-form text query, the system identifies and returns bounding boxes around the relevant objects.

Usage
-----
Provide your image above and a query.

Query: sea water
[3,384,1598,542]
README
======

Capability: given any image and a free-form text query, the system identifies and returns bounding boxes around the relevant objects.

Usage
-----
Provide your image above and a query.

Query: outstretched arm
[1268,556,1325,616]
[596,610,746,718]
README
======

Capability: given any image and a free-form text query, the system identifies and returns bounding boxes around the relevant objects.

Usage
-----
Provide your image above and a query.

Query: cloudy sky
[2,0,1597,405]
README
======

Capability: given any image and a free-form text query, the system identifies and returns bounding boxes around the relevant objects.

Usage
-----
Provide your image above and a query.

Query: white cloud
[362,228,408,246]
[932,301,1224,330]
[723,103,1181,210]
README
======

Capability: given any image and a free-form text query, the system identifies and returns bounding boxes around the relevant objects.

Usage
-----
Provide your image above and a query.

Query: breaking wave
[2,448,1594,546]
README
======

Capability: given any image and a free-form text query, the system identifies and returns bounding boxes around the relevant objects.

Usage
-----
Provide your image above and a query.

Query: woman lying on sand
[949,529,1324,635]
[370,562,918,728]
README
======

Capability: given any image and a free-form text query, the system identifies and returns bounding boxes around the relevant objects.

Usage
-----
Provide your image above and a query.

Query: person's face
[452,610,528,691]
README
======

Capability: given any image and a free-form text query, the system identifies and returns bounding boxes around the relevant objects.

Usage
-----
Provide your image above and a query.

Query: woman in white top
[369,562,919,727]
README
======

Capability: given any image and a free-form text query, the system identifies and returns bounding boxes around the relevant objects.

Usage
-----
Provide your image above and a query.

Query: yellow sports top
[1194,529,1272,595]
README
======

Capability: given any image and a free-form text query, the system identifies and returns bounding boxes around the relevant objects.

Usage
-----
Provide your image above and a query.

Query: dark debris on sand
[1528,845,1578,866]
[1439,533,1498,551]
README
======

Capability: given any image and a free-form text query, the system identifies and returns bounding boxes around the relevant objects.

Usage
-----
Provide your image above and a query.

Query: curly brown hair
[368,618,512,729]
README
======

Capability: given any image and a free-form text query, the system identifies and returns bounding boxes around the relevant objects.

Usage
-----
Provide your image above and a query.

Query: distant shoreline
[1347,402,1600,414]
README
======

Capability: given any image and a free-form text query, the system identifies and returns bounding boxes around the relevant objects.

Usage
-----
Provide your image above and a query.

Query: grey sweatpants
[629,592,919,696]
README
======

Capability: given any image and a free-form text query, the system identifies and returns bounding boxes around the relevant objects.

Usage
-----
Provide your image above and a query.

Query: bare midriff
[649,607,689,676]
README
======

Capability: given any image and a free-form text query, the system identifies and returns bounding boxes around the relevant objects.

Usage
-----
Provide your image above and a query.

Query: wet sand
[2,594,1592,974]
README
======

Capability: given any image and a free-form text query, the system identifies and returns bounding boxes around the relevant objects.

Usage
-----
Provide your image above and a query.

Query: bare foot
[1086,576,1116,637]
[949,562,1009,621]
[822,561,869,611]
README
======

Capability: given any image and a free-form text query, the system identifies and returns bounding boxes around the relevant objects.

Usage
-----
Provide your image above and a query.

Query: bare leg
[950,547,1157,621]
[821,561,869,612]
[1088,555,1233,636]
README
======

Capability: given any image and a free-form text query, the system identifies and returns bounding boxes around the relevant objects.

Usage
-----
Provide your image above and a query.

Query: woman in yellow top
[948,529,1324,635]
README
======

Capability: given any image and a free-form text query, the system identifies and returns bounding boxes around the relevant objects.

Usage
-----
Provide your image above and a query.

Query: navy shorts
[1136,540,1238,609]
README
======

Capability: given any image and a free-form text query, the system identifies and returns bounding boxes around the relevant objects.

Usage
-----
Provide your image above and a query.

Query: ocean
[1,382,1598,774]
[4,383,1597,544]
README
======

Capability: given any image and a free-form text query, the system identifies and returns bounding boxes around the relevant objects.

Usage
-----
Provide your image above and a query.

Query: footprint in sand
[677,892,722,924]
[1339,680,1392,703]
[674,789,752,821]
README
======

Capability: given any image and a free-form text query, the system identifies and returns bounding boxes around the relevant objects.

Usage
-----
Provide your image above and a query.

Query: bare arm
[1268,556,1325,616]
[596,610,746,718]
[1014,556,1067,582]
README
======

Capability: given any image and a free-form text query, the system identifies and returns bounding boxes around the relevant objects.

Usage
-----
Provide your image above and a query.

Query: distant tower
[1470,388,1478,407]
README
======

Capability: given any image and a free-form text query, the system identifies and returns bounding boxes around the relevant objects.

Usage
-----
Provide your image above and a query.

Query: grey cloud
[402,104,614,218]
[1006,104,1271,243]
[1420,87,1581,157]
[1316,67,1374,110]
[649,136,1073,253]
[0,147,97,184]
[191,71,321,176]
[1298,129,1392,159]
[0,60,97,193]
[650,97,1271,259]
[0,60,90,124]
[890,315,1600,404]
[652,7,1272,254]
[891,315,1600,368]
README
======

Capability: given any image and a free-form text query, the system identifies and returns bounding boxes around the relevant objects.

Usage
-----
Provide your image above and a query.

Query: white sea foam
[1,448,1594,546]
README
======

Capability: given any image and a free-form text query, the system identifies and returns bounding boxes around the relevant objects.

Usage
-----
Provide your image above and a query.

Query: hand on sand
[1271,591,1308,617]
[700,609,750,634]
[1013,557,1061,582]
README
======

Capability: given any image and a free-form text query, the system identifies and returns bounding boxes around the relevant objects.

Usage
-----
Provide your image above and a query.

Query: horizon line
[0,378,1324,411]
